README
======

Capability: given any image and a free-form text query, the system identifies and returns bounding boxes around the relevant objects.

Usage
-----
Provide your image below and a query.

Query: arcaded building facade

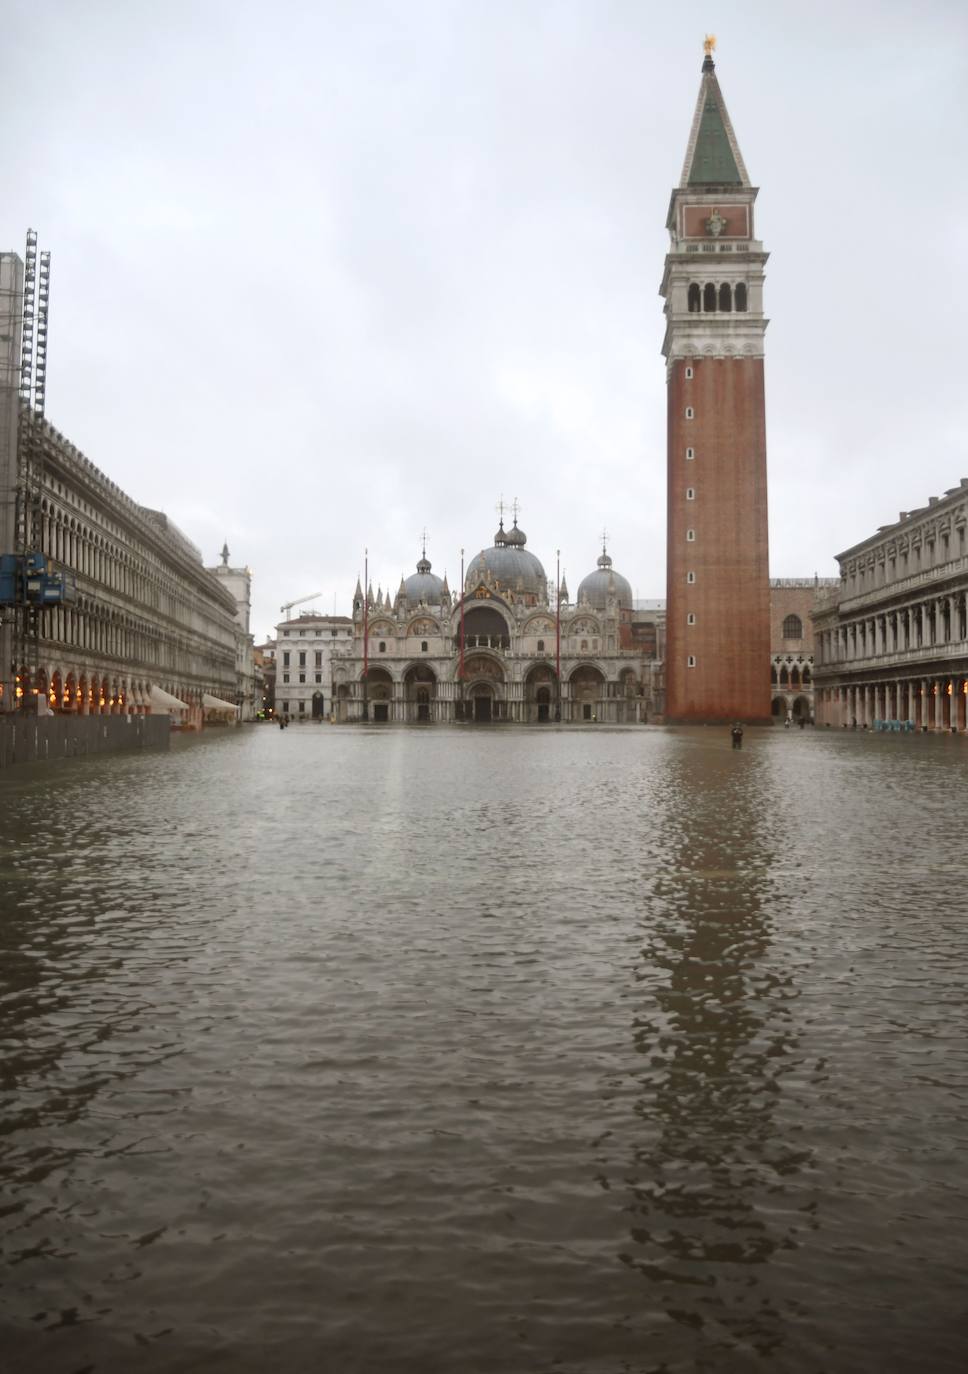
[661,48,772,723]
[4,417,241,725]
[813,482,968,729]
[329,523,664,724]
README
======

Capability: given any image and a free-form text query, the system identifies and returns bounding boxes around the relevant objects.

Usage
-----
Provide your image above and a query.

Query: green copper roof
[688,95,742,185]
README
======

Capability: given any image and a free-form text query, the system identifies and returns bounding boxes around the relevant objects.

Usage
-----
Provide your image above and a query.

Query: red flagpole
[362,547,369,720]
[555,548,561,722]
[459,547,465,719]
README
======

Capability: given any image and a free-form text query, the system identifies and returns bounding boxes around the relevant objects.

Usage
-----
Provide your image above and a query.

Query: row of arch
[687,282,748,314]
[772,694,812,721]
[771,664,812,687]
[326,659,647,724]
[37,498,236,653]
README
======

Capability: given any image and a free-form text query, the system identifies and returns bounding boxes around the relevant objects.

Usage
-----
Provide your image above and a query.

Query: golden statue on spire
[703,34,716,56]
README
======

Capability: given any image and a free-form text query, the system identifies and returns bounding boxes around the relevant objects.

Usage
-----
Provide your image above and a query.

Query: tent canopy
[150,684,189,712]
[203,692,238,713]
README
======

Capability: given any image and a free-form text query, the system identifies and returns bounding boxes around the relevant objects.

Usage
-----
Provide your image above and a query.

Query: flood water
[1,724,967,1373]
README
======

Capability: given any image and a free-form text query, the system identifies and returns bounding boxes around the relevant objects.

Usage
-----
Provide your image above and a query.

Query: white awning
[150,684,189,712]
[203,693,238,713]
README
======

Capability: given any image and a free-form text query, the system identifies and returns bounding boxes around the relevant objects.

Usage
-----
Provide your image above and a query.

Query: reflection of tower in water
[620,744,811,1358]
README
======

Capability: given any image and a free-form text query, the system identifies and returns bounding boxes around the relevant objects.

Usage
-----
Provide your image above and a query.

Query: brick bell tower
[661,41,772,725]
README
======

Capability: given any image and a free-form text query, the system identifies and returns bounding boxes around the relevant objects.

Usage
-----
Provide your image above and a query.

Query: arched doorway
[569,665,605,722]
[771,696,786,719]
[311,690,325,719]
[525,663,557,722]
[404,664,437,722]
[463,653,505,722]
[792,694,811,722]
[364,667,394,722]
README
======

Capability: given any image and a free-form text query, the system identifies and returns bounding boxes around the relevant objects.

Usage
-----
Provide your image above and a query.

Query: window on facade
[299,630,305,637]
[315,651,322,667]
[315,673,321,683]
[719,283,732,312]
[685,365,694,379]
[686,447,694,460]
[298,700,305,713]
[686,529,696,542]
[685,406,694,419]
[687,571,696,584]
[782,614,803,639]
[686,488,695,500]
[703,282,717,312]
[421,641,428,652]
[687,655,696,667]
[687,613,696,625]
[581,639,588,651]
[379,641,386,653]
[687,283,701,312]
[537,639,545,653]
[299,652,306,667]
[283,651,290,667]
[283,673,290,683]
[299,673,305,683]
[735,283,748,311]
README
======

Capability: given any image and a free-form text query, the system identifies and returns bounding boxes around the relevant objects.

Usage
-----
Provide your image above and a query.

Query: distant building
[813,482,968,729]
[273,613,354,720]
[208,543,257,719]
[253,640,275,715]
[327,524,663,724]
[769,579,839,722]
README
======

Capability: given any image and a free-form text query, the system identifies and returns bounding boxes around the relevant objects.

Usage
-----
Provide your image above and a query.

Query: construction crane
[280,592,321,621]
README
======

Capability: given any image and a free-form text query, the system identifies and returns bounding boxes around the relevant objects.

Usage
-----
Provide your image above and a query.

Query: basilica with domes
[328,516,664,723]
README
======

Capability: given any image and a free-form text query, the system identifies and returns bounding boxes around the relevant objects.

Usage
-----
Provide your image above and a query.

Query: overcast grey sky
[2,0,966,640]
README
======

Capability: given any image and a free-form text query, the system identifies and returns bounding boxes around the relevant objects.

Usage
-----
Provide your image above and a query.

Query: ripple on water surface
[1,725,967,1373]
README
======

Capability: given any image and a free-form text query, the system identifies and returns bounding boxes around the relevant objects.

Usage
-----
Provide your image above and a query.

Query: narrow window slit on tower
[686,488,695,500]
[686,447,694,460]
[687,655,696,668]
[685,406,694,419]
[686,529,696,542]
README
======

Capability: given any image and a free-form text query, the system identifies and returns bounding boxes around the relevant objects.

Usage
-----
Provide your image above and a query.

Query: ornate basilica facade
[329,519,663,724]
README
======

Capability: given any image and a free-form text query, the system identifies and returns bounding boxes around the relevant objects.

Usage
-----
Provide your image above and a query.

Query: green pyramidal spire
[689,98,741,184]
[681,50,749,188]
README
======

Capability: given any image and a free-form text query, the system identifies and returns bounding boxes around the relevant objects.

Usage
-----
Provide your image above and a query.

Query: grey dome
[577,551,633,610]
[466,522,546,597]
[404,553,444,606]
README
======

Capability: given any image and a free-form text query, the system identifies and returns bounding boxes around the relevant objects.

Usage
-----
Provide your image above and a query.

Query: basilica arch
[364,666,394,722]
[569,663,606,722]
[524,661,558,723]
[404,663,437,722]
[460,652,506,722]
